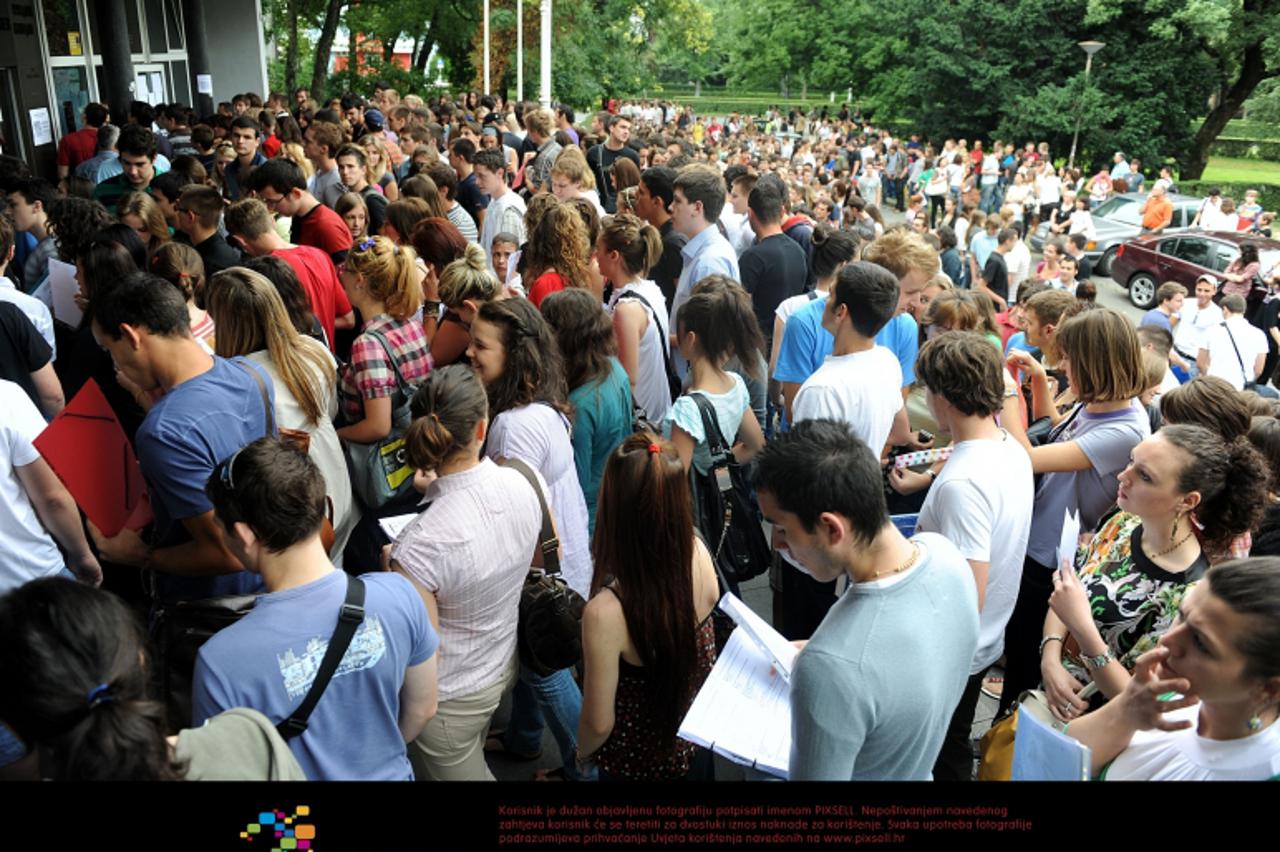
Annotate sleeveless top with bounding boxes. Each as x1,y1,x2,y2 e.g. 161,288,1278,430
608,281,673,423
593,591,717,780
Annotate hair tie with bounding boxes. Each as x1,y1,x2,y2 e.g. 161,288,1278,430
648,442,661,455
86,683,115,709
357,237,376,252
428,413,442,425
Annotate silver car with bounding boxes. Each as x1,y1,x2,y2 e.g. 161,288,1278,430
1029,192,1203,275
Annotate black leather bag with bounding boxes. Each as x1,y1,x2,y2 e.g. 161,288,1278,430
687,393,770,585
501,458,587,677
156,593,258,732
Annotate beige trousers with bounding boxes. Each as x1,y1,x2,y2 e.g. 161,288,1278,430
412,655,518,781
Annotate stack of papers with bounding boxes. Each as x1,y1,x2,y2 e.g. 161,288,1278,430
678,593,796,778
1011,706,1091,781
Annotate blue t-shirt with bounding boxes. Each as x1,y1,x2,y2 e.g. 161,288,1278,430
1004,331,1036,356
774,297,918,430
192,570,438,781
135,356,275,601
568,358,634,534
1140,308,1173,333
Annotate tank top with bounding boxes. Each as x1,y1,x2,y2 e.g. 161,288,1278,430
609,281,673,423
593,592,717,780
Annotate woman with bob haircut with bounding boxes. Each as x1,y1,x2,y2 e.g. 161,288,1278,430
998,308,1151,716
575,434,720,781
1064,558,1280,780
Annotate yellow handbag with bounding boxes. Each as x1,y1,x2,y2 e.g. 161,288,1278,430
977,684,1098,781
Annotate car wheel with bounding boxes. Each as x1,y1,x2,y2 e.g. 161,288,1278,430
1098,246,1118,277
1128,272,1158,310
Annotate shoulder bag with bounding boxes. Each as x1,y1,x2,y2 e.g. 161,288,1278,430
687,393,771,585
276,575,366,740
500,457,587,677
1222,320,1262,392
343,328,420,509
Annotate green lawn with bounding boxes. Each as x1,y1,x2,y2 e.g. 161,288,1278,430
1200,156,1280,184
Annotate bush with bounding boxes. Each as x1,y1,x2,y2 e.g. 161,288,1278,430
1210,138,1280,162
1178,181,1280,212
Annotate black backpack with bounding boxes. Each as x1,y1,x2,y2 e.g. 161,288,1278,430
687,393,770,585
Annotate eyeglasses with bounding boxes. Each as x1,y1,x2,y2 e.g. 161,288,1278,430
260,194,285,208
217,446,246,492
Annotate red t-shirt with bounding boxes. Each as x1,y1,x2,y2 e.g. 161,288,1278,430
274,244,353,350
261,134,283,159
528,271,569,309
56,126,99,169
290,202,353,266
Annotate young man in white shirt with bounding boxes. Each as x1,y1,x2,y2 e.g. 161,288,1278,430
792,260,912,456
1173,275,1225,377
1199,293,1269,391
901,331,1033,781
474,147,527,269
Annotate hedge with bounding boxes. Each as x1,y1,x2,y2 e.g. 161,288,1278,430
1178,181,1280,212
1210,138,1280,162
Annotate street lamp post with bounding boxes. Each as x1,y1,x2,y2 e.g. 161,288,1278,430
1068,40,1105,171
517,0,524,101
540,0,552,107
483,0,491,95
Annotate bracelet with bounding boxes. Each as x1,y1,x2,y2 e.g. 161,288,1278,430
925,468,937,480
1003,390,1019,399
1039,635,1065,656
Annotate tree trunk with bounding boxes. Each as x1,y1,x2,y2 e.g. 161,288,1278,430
310,0,345,101
1182,9,1272,180
285,0,299,97
414,12,439,75
694,79,702,97
348,22,359,78
383,31,398,63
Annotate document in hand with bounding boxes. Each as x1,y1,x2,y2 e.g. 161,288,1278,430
677,593,795,778
1011,705,1091,781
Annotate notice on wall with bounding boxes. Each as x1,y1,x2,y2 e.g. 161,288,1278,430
197,74,213,95
29,107,52,146
68,31,82,55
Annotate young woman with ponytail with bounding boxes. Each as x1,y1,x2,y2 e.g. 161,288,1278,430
1040,423,1268,725
431,242,504,368
205,267,357,563
389,365,545,780
0,578,304,780
149,242,215,352
575,433,720,781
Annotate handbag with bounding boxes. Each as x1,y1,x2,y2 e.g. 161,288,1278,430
500,457,587,677
157,592,259,732
276,575,366,740
978,683,1098,781
687,393,771,585
343,328,419,509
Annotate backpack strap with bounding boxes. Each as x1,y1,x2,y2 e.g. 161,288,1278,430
276,575,366,740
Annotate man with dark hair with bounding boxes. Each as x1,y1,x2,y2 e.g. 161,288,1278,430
424,162,479,242
246,159,353,266
447,137,487,229
129,100,174,160
1064,232,1093,281
335,144,388,235
587,114,640,213
56,102,110,180
5,178,57,291
92,124,158,212
1141,281,1186,333
753,419,978,780
175,185,242,276
634,166,686,306
977,227,1015,311
158,104,197,157
668,164,739,368
474,148,526,266
341,93,368,142
0,216,55,357
740,174,808,345
149,170,187,231
555,103,578,145
304,120,346,208
193,437,438,781
224,115,265,201
86,272,276,602
906,331,1033,781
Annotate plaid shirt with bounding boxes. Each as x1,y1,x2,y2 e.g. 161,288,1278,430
339,315,430,423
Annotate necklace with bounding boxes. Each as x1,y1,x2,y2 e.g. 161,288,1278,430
1147,525,1196,560
873,543,920,578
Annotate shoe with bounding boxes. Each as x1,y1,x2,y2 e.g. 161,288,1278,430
484,735,541,762
980,675,1004,700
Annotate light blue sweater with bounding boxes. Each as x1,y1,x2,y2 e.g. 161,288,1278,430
789,532,980,780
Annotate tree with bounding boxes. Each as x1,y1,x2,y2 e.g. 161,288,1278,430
310,0,346,100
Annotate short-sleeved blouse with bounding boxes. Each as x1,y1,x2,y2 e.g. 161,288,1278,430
1062,511,1207,686
338,314,430,423
662,373,749,474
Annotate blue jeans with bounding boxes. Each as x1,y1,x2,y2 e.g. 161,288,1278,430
503,665,595,780
980,182,999,214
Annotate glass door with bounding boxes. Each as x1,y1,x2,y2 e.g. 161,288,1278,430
133,63,167,106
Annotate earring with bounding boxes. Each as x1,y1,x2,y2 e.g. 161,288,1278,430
1248,715,1263,732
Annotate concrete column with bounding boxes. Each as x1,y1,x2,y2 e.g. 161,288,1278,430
94,0,135,121
182,0,215,115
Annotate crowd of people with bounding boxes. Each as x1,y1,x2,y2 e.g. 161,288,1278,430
1,83,1279,784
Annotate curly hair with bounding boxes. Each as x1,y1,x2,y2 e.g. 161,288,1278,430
1160,424,1267,560
541,287,616,391
48,197,114,262
522,199,592,289
475,297,570,418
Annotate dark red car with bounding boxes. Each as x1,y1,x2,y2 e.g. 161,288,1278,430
1109,230,1280,309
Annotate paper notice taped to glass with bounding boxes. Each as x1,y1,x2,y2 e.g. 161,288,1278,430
677,593,795,778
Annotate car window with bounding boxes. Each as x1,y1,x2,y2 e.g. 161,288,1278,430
1175,205,1194,228
1262,250,1280,277
1092,197,1135,219
1209,242,1238,273
1158,238,1181,255
1166,237,1212,268
1096,198,1142,225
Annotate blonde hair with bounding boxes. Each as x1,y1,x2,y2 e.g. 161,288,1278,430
224,198,275,240
362,134,391,183
1142,349,1167,390
205,267,336,424
439,243,501,308
149,242,205,304
345,235,422,319
279,142,315,180
863,228,941,280
551,146,596,191
118,192,170,251
525,107,555,138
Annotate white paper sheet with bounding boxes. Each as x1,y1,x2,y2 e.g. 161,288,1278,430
47,258,82,326
197,74,213,95
29,108,52,146
718,592,798,681
678,628,792,778
378,513,419,542
1057,507,1081,569
1011,706,1091,781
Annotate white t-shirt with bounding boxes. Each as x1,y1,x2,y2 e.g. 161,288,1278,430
775,289,827,331
792,346,903,455
1103,704,1280,781
1005,241,1032,300
0,379,62,593
915,432,1034,673
1202,316,1268,390
1173,300,1224,357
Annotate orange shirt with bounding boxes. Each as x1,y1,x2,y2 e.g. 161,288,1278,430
1142,195,1173,230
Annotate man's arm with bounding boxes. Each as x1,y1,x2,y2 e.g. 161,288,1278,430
14,456,102,585
30,361,65,418
398,657,438,742
1197,346,1210,376
91,509,247,576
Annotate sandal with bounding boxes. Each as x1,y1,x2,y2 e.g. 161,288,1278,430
980,675,1004,700
484,735,541,762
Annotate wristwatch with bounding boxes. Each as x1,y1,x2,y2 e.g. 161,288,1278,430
1080,648,1114,670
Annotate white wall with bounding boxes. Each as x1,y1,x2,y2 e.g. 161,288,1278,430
204,0,269,101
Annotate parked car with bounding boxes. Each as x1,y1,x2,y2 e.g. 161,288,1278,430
1109,231,1280,309
1030,192,1203,275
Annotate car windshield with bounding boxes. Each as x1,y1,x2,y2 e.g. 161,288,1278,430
1262,250,1280,276
1094,197,1143,226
